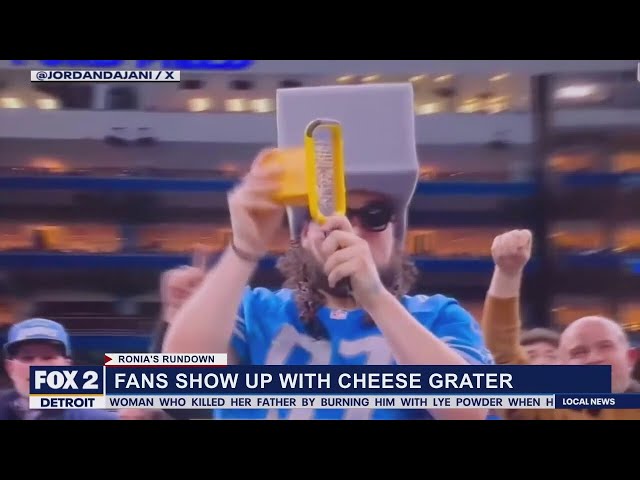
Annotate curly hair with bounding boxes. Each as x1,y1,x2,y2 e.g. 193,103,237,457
276,240,418,340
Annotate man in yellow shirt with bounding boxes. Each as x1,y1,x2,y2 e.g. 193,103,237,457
482,229,640,420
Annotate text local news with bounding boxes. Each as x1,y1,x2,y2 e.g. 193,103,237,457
28,354,630,411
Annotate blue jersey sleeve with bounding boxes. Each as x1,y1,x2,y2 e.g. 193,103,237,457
430,298,495,366
229,286,282,365
230,287,253,365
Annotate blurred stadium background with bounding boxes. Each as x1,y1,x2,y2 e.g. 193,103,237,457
0,60,639,383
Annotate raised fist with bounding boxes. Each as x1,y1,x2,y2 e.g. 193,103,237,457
491,229,532,276
160,245,210,324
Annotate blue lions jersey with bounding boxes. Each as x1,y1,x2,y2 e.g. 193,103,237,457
215,287,495,420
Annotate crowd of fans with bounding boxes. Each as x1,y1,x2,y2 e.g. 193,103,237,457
1,226,638,420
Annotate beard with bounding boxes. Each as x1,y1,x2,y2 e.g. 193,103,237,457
276,244,417,300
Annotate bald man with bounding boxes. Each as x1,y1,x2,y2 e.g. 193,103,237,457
481,229,640,420
560,316,639,394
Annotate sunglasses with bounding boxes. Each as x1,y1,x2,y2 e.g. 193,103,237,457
346,201,394,232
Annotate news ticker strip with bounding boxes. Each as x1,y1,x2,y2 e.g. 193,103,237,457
29,361,613,397
29,394,640,410
30,70,181,82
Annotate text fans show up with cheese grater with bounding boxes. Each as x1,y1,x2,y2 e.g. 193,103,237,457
264,119,346,224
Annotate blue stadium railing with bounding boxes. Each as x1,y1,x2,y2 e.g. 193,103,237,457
0,252,527,274
0,251,637,275
0,175,538,195
0,172,636,193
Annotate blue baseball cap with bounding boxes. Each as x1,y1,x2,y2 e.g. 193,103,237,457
4,318,71,357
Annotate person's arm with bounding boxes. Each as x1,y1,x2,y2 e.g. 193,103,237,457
482,231,565,420
368,291,490,421
320,215,490,420
162,246,258,355
481,268,530,366
482,272,565,421
163,150,284,356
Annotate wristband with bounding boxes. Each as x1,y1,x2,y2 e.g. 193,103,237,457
231,241,262,264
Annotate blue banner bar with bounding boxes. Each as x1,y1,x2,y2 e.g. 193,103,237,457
559,172,640,188
10,60,255,71
560,173,622,187
0,176,537,197
101,365,611,395
0,252,543,274
626,258,640,275
0,176,237,193
1,252,634,275
561,253,622,269
0,174,637,194
414,181,536,196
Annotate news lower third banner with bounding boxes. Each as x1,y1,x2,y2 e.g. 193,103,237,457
28,353,630,411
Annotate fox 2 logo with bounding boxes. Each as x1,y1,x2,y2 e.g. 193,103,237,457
30,366,102,394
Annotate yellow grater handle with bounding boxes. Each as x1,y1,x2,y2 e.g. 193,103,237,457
303,119,347,225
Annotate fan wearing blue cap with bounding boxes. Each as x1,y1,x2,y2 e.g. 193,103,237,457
4,318,72,395
1,318,117,420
